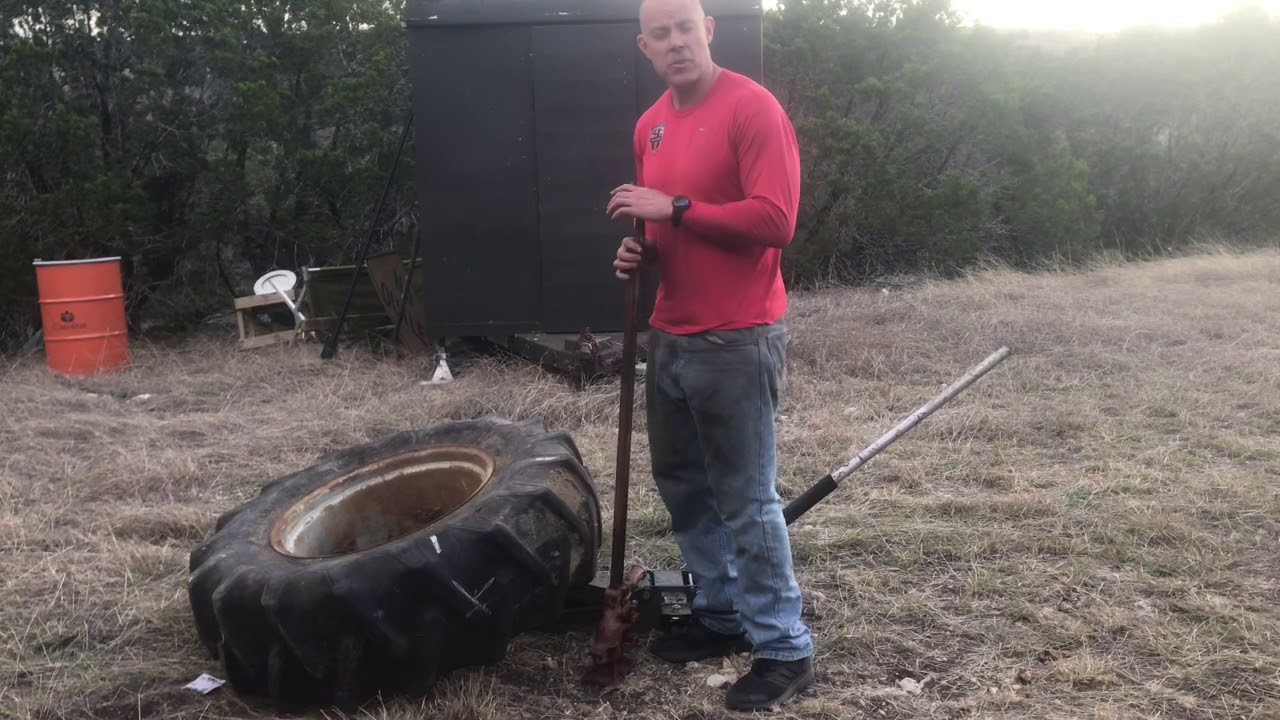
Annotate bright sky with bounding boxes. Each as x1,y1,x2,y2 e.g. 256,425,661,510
759,0,1280,33
945,0,1280,33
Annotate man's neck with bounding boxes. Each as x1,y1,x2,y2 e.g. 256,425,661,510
671,64,722,110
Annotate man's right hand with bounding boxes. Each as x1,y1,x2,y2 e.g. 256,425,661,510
613,236,652,280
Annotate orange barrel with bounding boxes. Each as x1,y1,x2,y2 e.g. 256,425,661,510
32,256,131,376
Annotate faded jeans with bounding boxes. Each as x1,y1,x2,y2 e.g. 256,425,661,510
645,320,813,662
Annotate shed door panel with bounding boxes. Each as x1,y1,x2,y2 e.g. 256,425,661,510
410,26,540,335
531,23,639,333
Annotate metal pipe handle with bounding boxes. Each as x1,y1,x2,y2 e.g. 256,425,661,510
783,346,1012,525
608,220,643,588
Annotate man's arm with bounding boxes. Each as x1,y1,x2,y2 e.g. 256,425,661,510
681,92,801,249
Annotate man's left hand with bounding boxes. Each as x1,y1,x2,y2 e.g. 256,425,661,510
607,184,673,222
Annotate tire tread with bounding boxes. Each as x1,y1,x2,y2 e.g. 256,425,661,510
186,417,601,711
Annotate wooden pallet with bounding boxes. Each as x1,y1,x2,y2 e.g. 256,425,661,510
234,290,300,349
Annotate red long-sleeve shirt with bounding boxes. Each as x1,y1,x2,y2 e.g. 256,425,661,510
633,68,801,335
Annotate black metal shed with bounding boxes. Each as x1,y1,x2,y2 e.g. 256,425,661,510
403,0,765,338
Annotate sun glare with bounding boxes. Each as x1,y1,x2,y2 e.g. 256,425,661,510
949,0,1280,33
762,0,1280,33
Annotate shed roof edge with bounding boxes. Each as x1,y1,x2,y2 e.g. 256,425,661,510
405,0,763,27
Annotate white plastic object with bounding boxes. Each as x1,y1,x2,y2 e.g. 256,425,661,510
252,270,305,322
421,350,454,386
254,269,297,295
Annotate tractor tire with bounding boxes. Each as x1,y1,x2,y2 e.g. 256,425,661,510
187,417,603,711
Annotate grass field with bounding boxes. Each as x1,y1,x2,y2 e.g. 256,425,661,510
3,247,1279,719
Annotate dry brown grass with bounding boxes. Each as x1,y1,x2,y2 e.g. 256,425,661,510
3,245,1280,719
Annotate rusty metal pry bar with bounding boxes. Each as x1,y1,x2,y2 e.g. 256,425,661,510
582,220,648,688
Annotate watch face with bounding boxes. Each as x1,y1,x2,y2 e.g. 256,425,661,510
675,197,691,209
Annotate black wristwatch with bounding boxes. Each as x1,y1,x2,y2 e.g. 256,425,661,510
671,196,691,228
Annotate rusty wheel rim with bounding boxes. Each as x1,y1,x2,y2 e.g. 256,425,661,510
270,445,496,558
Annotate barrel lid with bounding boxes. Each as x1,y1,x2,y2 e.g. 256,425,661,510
32,257,122,266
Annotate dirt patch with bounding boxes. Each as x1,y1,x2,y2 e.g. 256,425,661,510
40,674,223,720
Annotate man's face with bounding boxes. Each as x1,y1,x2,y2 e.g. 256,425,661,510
638,0,715,89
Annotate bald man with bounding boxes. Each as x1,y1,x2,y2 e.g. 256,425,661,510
607,0,813,710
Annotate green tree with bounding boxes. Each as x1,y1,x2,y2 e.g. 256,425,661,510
1001,133,1102,263
0,0,412,345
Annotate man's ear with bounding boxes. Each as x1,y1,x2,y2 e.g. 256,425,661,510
705,15,715,43
636,33,647,52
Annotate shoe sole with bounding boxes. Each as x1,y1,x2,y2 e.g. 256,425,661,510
724,668,815,712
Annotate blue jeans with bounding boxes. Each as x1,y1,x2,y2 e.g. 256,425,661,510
645,320,813,662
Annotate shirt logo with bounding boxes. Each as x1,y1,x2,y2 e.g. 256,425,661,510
649,122,665,151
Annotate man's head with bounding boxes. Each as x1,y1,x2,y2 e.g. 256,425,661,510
638,0,716,91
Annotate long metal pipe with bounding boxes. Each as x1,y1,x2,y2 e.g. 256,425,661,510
607,220,643,588
783,345,1012,525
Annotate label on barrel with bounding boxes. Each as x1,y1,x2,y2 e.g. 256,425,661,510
58,310,87,330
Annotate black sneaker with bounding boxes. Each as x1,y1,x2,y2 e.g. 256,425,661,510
647,620,752,663
725,657,814,711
